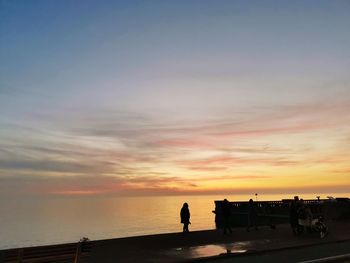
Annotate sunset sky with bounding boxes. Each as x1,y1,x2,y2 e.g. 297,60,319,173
1,0,350,198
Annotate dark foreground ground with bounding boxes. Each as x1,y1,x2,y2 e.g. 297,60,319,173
197,240,350,263
87,221,350,263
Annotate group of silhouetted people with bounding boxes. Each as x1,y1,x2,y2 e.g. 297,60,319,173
289,196,313,235
180,198,260,234
181,196,322,236
221,198,259,234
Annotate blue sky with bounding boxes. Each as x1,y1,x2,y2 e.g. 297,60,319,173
1,1,350,197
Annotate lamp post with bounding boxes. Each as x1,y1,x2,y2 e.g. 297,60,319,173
255,193,258,202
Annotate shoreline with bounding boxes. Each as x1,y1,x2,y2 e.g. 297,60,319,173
3,221,350,262
2,195,349,251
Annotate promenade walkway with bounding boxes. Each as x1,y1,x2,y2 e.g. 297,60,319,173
87,221,350,263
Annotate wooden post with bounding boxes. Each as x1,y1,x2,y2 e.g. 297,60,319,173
0,250,5,263
74,242,82,263
17,248,24,263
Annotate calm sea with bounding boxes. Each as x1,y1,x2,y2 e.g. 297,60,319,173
0,193,348,249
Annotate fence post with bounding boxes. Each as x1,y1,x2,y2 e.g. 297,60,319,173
17,248,24,263
74,242,82,263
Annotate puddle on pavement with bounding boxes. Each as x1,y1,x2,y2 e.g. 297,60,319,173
172,240,271,259
186,244,247,258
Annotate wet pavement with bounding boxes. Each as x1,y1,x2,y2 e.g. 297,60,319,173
167,240,271,259
196,240,350,263
170,242,248,259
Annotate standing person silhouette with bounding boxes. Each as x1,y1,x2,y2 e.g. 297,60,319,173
222,199,233,234
247,199,258,231
180,203,190,233
289,196,300,235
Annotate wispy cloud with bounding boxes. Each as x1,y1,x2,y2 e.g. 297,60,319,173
1,99,350,196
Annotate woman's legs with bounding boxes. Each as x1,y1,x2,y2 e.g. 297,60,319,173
183,223,189,232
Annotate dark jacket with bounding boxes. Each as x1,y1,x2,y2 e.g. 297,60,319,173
222,200,231,218
248,201,257,217
181,206,190,224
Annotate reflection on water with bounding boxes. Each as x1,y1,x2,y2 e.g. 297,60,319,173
189,244,247,258
173,240,271,259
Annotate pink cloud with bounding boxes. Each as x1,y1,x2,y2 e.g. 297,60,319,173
141,100,350,153
188,166,228,171
153,138,213,148
176,155,299,171
331,168,350,174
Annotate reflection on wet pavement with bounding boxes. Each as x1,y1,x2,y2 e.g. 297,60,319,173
170,239,271,260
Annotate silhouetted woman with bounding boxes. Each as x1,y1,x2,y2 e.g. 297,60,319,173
180,203,190,233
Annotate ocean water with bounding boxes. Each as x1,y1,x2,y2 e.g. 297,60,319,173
0,193,347,249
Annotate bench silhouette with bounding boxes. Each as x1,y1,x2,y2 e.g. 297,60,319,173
1,240,91,263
